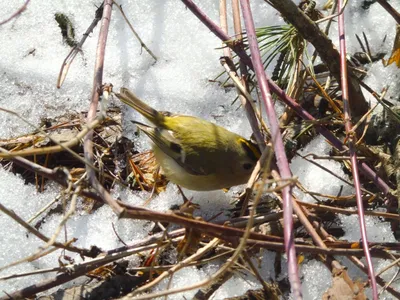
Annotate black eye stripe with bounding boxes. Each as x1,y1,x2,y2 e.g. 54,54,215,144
240,139,261,161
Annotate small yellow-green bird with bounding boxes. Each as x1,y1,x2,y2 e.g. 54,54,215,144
116,87,261,191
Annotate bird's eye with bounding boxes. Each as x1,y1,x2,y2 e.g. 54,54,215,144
170,142,182,154
243,163,253,170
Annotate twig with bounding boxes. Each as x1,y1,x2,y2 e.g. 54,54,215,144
242,251,275,294
297,152,370,192
0,0,31,26
266,0,368,118
27,195,61,224
112,0,157,61
337,0,377,297
296,200,400,221
82,1,125,216
376,255,400,278
315,0,346,25
239,1,301,297
43,185,80,249
57,3,104,88
376,0,400,24
0,241,172,300
0,199,93,272
219,56,267,148
0,146,104,205
349,256,400,298
127,238,220,297
219,1,266,149
126,138,272,299
0,247,232,281
0,106,101,174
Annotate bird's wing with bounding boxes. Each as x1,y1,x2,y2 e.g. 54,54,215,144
136,124,210,176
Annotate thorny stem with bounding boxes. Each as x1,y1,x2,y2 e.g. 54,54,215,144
239,1,301,298
337,1,378,298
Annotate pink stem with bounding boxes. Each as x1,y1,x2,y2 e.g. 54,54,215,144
337,0,378,298
240,1,301,298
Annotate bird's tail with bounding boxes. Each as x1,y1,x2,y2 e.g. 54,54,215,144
116,87,165,126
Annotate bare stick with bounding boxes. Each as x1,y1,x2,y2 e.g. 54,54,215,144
112,0,157,61
128,238,220,296
0,0,31,26
239,1,301,297
0,199,93,270
0,106,101,174
337,0,377,297
376,0,400,24
82,1,125,216
57,4,104,88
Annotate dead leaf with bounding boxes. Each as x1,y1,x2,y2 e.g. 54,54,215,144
322,268,366,300
385,24,400,67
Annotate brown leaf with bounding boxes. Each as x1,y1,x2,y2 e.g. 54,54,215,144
385,24,400,67
322,268,366,300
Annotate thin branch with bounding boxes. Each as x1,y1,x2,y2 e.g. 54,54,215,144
0,0,31,26
128,238,220,296
0,242,170,300
376,0,400,24
82,0,125,216
0,199,94,265
266,0,368,118
296,200,400,221
337,0,377,297
112,0,157,61
57,3,104,88
239,1,301,297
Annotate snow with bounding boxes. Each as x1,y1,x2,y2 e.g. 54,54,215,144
0,0,399,299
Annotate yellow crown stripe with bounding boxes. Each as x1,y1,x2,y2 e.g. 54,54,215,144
238,138,261,160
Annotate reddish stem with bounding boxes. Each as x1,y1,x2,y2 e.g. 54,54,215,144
0,0,31,26
376,0,400,24
337,0,378,298
240,1,301,298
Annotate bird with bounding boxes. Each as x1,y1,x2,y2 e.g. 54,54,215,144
116,87,261,191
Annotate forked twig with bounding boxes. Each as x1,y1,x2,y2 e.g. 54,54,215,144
57,3,104,88
112,0,158,62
